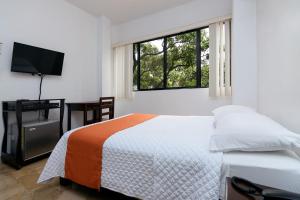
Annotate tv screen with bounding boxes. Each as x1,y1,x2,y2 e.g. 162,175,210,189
11,42,64,76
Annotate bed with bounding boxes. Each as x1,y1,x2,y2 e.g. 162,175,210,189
38,114,300,200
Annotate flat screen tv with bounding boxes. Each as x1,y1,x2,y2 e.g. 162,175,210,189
11,42,65,76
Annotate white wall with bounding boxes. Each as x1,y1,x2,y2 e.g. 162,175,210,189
112,0,232,117
231,0,258,109
117,89,231,116
257,0,300,132
98,16,113,96
0,0,99,151
113,0,232,46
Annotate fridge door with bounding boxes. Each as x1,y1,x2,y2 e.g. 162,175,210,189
23,120,60,161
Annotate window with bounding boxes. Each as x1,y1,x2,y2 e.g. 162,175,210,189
133,27,209,91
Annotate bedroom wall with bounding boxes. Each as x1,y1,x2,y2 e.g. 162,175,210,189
112,0,232,46
0,0,100,152
111,0,233,117
231,0,258,109
116,89,231,116
98,16,113,97
257,0,300,132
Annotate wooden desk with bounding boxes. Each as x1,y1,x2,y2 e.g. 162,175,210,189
66,101,100,131
66,101,114,131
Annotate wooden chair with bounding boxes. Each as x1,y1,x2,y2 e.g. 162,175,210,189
83,97,115,125
99,97,115,122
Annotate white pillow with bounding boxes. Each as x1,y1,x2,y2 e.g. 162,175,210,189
212,105,256,128
212,105,255,117
210,112,300,153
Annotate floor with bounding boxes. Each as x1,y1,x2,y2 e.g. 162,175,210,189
0,159,136,200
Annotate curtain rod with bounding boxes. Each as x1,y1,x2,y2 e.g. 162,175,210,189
112,15,231,47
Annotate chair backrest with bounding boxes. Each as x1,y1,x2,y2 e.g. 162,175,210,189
99,97,115,121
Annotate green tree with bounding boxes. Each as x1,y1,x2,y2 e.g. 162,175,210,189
133,28,209,90
201,28,209,88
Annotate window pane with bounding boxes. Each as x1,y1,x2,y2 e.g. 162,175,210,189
140,39,164,90
133,44,138,90
166,31,197,88
200,28,209,88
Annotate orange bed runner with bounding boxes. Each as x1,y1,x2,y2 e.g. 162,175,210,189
65,113,157,189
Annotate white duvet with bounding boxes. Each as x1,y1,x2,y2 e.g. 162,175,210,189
38,115,223,200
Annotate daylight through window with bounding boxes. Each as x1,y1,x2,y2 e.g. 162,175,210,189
133,27,209,91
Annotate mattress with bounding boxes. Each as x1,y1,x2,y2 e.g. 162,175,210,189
220,150,300,196
39,115,223,200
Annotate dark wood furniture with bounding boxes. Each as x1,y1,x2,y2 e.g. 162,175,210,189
66,101,99,131
99,97,115,122
66,97,115,131
226,177,275,200
1,99,65,169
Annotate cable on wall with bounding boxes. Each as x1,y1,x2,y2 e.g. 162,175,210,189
38,74,45,100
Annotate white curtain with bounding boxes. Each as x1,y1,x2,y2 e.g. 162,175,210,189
209,20,231,97
113,44,134,99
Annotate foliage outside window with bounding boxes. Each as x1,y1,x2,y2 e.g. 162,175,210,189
133,27,209,91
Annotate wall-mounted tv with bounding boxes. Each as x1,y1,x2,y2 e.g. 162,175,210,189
11,42,65,76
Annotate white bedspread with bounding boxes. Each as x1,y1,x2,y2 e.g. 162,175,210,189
38,115,223,200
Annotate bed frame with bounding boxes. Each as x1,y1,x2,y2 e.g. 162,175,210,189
60,177,73,186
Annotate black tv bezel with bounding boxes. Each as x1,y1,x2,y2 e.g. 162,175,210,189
11,42,65,76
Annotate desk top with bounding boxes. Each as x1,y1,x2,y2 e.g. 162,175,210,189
66,101,98,105
66,101,113,111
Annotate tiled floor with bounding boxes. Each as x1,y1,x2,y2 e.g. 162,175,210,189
0,159,136,200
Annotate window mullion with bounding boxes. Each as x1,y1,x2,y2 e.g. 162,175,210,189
137,43,141,90
163,37,168,89
196,30,201,88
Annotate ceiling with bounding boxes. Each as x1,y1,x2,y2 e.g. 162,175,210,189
66,0,196,24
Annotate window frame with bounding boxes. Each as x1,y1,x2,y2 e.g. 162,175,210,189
133,26,209,91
